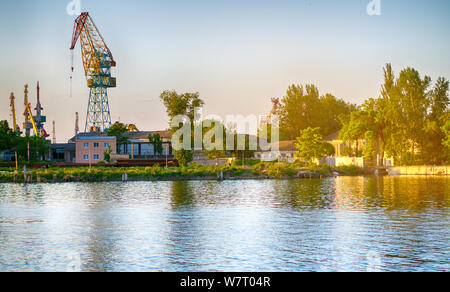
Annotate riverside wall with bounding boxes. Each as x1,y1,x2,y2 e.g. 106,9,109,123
388,166,449,176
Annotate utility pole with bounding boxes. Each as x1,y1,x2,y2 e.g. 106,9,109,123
10,92,18,170
165,144,168,168
27,139,30,163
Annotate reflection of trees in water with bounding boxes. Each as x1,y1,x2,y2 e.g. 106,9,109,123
83,210,117,272
81,183,128,272
170,181,195,209
166,181,204,270
274,179,335,209
334,176,449,212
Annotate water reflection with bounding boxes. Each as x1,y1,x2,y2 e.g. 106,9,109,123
0,176,448,272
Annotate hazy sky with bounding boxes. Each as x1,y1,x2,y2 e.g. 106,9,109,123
0,0,449,142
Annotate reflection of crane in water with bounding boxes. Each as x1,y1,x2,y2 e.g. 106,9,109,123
70,12,116,133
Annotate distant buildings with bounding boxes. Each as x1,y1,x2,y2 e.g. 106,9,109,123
253,131,394,167
254,140,297,163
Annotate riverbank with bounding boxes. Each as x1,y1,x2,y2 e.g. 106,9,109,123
0,163,363,184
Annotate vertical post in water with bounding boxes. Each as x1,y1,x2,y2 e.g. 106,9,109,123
23,165,27,184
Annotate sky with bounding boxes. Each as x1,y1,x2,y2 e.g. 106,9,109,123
0,0,449,142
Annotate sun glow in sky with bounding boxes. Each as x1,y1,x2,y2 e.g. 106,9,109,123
0,0,449,142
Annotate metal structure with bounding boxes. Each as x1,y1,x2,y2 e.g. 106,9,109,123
70,12,116,133
75,112,79,136
23,83,49,139
34,82,47,136
23,103,49,138
127,124,139,132
24,103,40,137
9,93,18,132
23,84,32,136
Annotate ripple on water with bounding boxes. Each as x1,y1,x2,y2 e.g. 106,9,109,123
0,176,448,272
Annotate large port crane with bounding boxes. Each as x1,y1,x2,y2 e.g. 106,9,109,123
70,12,116,133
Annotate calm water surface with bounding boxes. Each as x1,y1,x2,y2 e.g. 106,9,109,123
0,177,448,272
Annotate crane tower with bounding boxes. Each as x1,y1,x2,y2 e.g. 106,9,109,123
70,12,116,133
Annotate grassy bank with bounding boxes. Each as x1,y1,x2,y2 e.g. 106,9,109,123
0,162,364,183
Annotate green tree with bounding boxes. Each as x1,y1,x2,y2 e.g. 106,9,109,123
319,93,356,136
106,122,130,154
294,127,332,166
275,84,354,140
202,119,227,160
160,90,205,166
393,67,431,157
149,133,163,156
16,136,48,162
0,120,19,151
441,120,450,162
421,78,450,164
104,146,112,162
380,64,449,165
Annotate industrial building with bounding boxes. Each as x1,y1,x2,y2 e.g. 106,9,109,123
120,131,173,158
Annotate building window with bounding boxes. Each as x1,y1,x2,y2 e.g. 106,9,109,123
104,143,109,148
94,143,99,148
93,154,99,161
83,155,89,161
83,143,89,149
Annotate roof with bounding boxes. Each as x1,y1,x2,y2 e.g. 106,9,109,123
77,136,116,141
49,143,75,151
68,132,108,143
323,131,341,141
276,140,298,152
257,140,297,152
124,131,171,140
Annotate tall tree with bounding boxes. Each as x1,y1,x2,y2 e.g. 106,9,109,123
319,93,355,136
276,84,354,140
342,64,449,165
160,90,205,166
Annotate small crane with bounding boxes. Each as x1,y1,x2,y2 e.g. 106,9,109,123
23,103,49,138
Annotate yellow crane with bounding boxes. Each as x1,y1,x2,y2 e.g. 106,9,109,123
127,124,139,132
24,103,40,137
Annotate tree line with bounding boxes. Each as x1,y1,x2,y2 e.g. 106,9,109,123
272,64,449,166
0,120,48,162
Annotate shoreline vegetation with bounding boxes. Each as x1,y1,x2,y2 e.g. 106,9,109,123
0,162,364,184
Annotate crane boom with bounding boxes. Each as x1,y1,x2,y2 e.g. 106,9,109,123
70,12,116,132
24,103,40,137
70,12,116,80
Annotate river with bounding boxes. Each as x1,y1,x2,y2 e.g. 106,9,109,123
0,176,448,272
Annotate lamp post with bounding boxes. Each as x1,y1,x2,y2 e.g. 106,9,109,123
165,143,168,168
